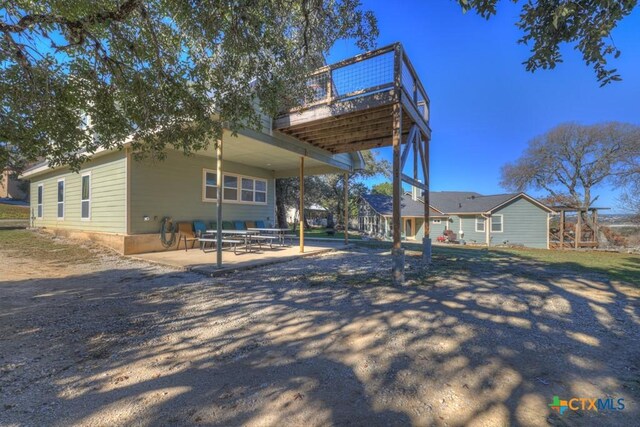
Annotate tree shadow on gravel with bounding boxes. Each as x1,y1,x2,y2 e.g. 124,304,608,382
1,246,639,426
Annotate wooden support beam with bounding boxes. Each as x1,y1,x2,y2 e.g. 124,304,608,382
300,156,305,253
216,139,223,267
344,173,349,245
400,125,418,170
317,136,393,153
295,119,391,142
310,127,392,146
391,45,405,285
559,210,565,248
392,106,402,251
287,106,393,137
413,132,418,181
401,173,427,190
575,210,582,249
422,135,431,264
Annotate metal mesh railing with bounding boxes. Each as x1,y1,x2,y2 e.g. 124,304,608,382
331,50,394,99
293,43,430,124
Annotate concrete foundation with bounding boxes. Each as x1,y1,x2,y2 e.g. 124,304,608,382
422,237,432,264
38,228,179,255
391,247,405,285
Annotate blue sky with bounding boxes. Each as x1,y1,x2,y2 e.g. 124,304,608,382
327,1,640,213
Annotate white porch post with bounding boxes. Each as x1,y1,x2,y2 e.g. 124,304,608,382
216,139,223,267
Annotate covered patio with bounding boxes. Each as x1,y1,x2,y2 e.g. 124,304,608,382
133,240,347,276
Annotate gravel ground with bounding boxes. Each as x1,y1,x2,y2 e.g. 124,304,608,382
1,234,639,426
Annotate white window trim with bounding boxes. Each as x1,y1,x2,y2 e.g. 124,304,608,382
202,168,268,205
81,172,92,221
432,219,442,224
475,216,486,232
37,184,44,219
491,214,504,233
57,178,65,220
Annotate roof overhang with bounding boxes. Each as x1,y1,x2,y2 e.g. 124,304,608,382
20,127,363,180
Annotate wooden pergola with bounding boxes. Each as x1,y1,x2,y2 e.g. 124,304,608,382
275,43,432,284
549,206,608,249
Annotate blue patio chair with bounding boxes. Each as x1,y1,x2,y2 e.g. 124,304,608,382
193,220,207,236
234,220,246,230
255,220,266,228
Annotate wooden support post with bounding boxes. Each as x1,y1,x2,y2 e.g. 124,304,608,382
559,210,565,249
299,156,305,253
344,173,349,245
392,44,405,284
422,135,431,264
392,102,404,284
575,209,582,249
216,140,223,267
593,209,599,245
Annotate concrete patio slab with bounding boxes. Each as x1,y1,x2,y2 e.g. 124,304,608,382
131,241,349,276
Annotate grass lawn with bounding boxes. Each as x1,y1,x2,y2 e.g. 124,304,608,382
0,229,97,265
297,227,362,240
0,202,30,219
357,240,640,286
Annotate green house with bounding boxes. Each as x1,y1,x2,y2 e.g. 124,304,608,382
21,127,364,254
359,190,554,249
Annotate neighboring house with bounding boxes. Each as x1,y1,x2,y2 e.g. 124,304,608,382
20,125,365,255
359,189,448,241
1,168,27,200
359,190,554,249
286,204,330,226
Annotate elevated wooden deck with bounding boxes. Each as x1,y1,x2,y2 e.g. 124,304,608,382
274,43,431,154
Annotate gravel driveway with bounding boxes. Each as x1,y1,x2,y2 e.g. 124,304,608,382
1,236,639,426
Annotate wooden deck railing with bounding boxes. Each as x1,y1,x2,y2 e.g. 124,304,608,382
287,43,430,125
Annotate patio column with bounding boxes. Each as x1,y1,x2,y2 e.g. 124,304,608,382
216,139,223,267
344,172,349,245
299,156,304,253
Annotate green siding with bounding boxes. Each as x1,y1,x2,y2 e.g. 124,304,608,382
456,215,486,244
130,150,276,234
29,151,127,233
428,218,449,240
446,197,549,248
490,197,549,248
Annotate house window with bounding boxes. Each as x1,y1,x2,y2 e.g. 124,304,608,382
37,184,43,218
223,175,238,200
432,219,441,224
203,169,267,204
81,173,91,220
475,216,485,232
203,171,217,200
491,214,503,232
57,179,65,219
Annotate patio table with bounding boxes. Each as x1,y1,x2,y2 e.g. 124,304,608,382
247,228,293,246
205,229,261,253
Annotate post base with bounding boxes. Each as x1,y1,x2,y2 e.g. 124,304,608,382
422,237,432,265
391,247,405,285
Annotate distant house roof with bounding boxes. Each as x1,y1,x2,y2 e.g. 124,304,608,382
363,191,553,216
361,194,446,217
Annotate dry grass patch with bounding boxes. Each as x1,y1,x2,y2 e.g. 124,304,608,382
0,229,98,265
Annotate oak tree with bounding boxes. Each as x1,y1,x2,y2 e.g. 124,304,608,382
501,122,640,209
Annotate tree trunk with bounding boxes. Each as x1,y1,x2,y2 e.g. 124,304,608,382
275,180,289,229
